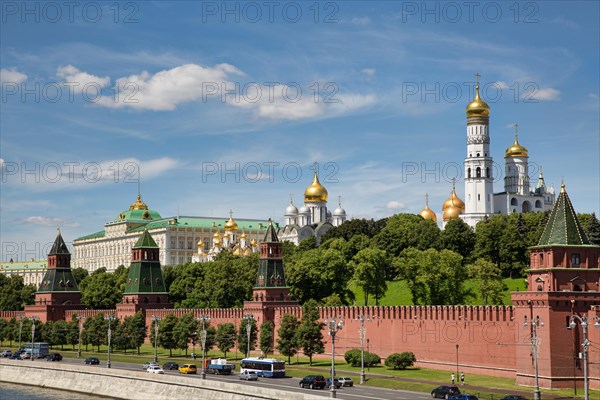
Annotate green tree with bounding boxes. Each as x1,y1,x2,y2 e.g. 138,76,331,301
216,323,237,358
373,214,441,259
474,215,507,270
0,275,36,311
0,319,8,343
82,313,107,352
394,248,468,305
276,314,300,365
296,300,324,365
237,317,258,357
129,311,147,355
499,214,529,278
441,219,476,263
157,313,178,357
71,267,89,285
584,213,600,245
297,236,317,251
79,268,123,309
385,352,416,370
173,313,198,356
113,317,134,354
259,321,274,357
321,218,385,241
468,259,507,304
52,320,69,350
350,248,389,305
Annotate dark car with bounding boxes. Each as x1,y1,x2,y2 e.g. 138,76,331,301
431,386,461,399
85,357,100,365
163,362,179,370
325,378,342,389
8,354,23,360
299,375,326,390
46,353,63,361
449,395,479,400
500,396,527,400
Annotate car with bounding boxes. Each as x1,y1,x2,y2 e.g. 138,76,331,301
85,357,100,365
8,354,22,360
143,361,159,370
325,378,342,389
337,377,354,387
431,386,461,399
0,350,13,357
163,362,179,370
147,365,165,374
449,395,479,400
20,351,31,359
46,353,62,361
299,375,327,390
178,364,197,374
239,371,259,381
499,396,528,400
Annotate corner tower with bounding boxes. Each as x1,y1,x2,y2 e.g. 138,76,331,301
462,73,494,228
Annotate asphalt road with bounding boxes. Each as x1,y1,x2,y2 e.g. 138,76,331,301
55,357,433,400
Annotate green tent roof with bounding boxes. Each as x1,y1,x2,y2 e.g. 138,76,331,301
263,219,279,242
133,229,159,249
537,184,590,246
49,231,70,255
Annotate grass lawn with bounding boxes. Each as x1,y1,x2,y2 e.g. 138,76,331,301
2,341,590,400
350,278,526,306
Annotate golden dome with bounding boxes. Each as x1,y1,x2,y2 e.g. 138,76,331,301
240,232,248,239
250,238,257,246
443,203,464,221
304,169,328,203
224,210,238,231
213,239,222,247
443,185,465,211
213,231,222,239
129,194,149,210
466,74,490,117
223,233,231,239
418,194,437,222
197,239,204,247
505,126,528,158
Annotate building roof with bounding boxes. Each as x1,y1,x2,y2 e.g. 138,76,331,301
263,219,279,242
0,260,47,272
536,183,590,246
49,230,70,255
133,229,159,249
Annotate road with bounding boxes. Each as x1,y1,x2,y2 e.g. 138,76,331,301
56,357,432,400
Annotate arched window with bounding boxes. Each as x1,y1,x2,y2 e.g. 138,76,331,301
539,253,544,267
522,201,531,212
535,200,542,208
486,167,490,178
467,168,471,178
476,167,481,178
511,198,518,206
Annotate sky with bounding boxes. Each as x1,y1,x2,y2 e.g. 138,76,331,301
1,1,599,261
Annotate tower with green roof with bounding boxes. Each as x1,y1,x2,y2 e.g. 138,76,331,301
118,229,171,317
512,183,600,389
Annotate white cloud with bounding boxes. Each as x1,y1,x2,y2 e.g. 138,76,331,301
386,200,405,210
351,17,371,25
21,216,80,228
57,65,110,88
529,87,560,101
493,81,508,90
362,68,376,77
0,68,28,84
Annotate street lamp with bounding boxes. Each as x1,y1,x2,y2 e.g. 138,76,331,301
17,314,25,350
198,314,211,380
356,315,370,384
152,315,161,363
569,314,600,400
456,344,459,379
76,315,85,358
105,314,116,368
29,317,39,361
324,317,343,399
524,315,543,400
243,314,254,359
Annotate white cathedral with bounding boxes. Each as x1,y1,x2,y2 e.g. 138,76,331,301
419,74,555,228
278,168,347,245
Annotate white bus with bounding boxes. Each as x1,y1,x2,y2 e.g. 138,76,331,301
240,358,285,377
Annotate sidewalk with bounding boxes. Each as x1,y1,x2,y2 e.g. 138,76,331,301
297,364,580,400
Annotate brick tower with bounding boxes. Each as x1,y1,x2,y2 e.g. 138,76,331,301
25,229,84,322
244,219,297,324
512,183,600,389
116,229,172,319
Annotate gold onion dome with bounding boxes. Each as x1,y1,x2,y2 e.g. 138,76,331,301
442,186,465,211
197,239,204,247
304,169,328,203
129,194,149,210
505,125,528,158
250,238,257,246
443,202,464,222
466,74,490,117
213,231,222,239
224,211,238,231
418,194,437,222
240,232,248,239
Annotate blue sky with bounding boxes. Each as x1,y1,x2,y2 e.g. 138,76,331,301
1,1,599,260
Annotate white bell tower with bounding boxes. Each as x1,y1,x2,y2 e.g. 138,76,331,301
462,73,494,228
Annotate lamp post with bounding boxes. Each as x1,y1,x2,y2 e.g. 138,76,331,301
29,317,39,361
324,317,343,399
356,315,370,384
105,314,116,368
198,314,211,380
456,344,459,379
243,314,254,359
17,314,25,350
569,314,600,400
152,315,161,363
76,315,85,358
524,315,543,400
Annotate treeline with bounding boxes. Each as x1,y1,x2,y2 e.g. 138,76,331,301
1,212,599,311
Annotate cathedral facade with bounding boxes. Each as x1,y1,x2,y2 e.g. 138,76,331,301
420,75,555,228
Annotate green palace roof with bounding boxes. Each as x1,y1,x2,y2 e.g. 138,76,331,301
0,259,47,272
536,183,591,246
